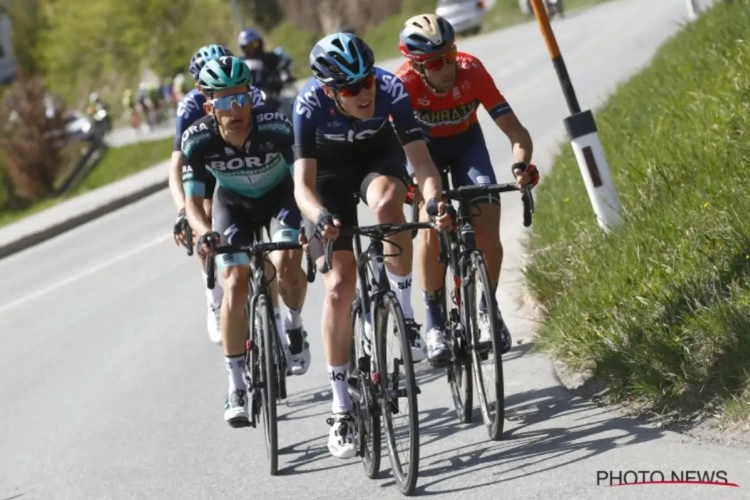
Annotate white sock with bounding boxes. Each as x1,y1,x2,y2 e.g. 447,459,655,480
225,355,246,392
386,270,414,319
286,307,303,330
202,271,223,306
273,307,288,350
328,364,352,414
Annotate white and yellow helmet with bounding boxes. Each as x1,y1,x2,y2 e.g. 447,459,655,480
398,14,456,62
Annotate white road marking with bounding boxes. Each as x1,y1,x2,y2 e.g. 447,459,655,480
0,233,172,315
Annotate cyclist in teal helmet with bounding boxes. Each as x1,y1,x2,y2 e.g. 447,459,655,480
183,55,312,428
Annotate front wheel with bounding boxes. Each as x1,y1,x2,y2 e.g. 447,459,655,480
464,251,505,441
444,262,473,424
376,291,420,496
255,294,279,474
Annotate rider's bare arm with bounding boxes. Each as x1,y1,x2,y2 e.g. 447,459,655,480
168,151,186,211
403,140,443,202
495,112,533,164
293,158,325,221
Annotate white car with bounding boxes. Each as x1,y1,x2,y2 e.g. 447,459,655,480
436,0,487,36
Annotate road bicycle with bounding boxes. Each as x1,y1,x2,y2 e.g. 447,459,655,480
318,217,438,496
204,227,315,475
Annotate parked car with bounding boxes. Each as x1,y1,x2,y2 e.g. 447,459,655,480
519,0,564,18
436,0,486,36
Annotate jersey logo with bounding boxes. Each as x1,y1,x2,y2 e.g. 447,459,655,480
379,73,408,105
295,88,322,119
276,208,289,223
323,128,380,143
256,111,291,124
181,122,211,155
208,153,281,171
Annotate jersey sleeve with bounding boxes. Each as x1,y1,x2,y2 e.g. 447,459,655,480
179,123,212,199
473,59,513,120
292,86,321,161
173,99,193,151
384,74,424,145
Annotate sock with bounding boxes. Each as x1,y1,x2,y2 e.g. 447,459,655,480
202,271,223,306
328,364,352,414
423,288,445,331
386,270,414,319
273,307,288,350
225,354,247,392
285,306,303,330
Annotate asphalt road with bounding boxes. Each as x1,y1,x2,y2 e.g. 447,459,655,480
2,1,749,499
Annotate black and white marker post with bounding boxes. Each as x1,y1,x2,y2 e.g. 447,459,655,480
529,0,622,231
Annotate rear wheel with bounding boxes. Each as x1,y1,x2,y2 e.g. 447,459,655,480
377,292,420,496
350,300,381,479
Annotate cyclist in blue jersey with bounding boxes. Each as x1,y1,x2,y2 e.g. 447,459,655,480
182,56,311,427
293,32,451,459
168,44,265,346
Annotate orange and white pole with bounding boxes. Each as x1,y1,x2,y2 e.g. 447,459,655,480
530,0,622,231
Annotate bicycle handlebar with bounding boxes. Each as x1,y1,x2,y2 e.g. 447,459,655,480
203,237,316,290
318,221,438,275
441,182,535,228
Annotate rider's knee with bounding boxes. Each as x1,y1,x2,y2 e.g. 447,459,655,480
274,250,302,283
370,188,406,223
222,264,250,298
324,268,356,309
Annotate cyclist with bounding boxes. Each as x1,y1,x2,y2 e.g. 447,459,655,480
292,32,451,459
168,44,265,346
396,14,540,365
237,28,288,102
182,56,312,426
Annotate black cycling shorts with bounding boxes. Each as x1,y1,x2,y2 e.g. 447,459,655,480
303,126,409,260
211,175,302,269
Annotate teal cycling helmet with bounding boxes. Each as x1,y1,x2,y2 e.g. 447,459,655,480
197,56,251,93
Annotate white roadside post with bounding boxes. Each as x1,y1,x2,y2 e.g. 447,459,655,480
529,0,622,231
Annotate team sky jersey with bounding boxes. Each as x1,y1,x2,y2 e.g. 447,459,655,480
292,67,423,160
181,109,295,199
394,53,512,139
172,87,265,151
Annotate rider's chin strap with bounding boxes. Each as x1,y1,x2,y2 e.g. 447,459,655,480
413,61,450,96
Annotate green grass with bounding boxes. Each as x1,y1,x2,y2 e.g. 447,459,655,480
523,0,750,422
0,137,172,227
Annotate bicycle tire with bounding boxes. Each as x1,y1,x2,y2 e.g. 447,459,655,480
350,300,381,479
255,293,280,475
444,264,473,424
465,250,505,441
376,291,420,496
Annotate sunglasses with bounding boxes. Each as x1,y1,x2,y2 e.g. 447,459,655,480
208,92,251,111
422,46,458,72
338,72,376,97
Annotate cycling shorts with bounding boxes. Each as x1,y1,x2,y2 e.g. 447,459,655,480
407,123,500,206
303,126,409,260
211,175,302,270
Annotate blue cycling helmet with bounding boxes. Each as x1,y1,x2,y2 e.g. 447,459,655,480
310,32,375,89
238,28,262,48
189,44,233,80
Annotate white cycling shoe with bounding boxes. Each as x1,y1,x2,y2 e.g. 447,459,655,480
327,412,358,459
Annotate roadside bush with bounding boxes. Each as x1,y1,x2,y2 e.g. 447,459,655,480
523,1,750,419
0,75,66,201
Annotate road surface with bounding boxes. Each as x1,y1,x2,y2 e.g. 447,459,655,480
2,1,748,499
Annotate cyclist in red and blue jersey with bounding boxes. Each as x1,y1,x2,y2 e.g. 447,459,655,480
292,32,451,459
167,44,265,346
396,14,540,365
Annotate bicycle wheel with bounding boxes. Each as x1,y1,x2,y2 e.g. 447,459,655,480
444,262,473,424
350,300,381,479
465,250,505,441
376,291,419,496
255,293,279,475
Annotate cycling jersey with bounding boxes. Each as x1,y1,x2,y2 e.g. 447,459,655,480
292,66,423,160
394,53,512,139
172,87,265,151
180,109,295,199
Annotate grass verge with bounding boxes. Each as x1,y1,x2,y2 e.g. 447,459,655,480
523,1,750,423
0,137,172,228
